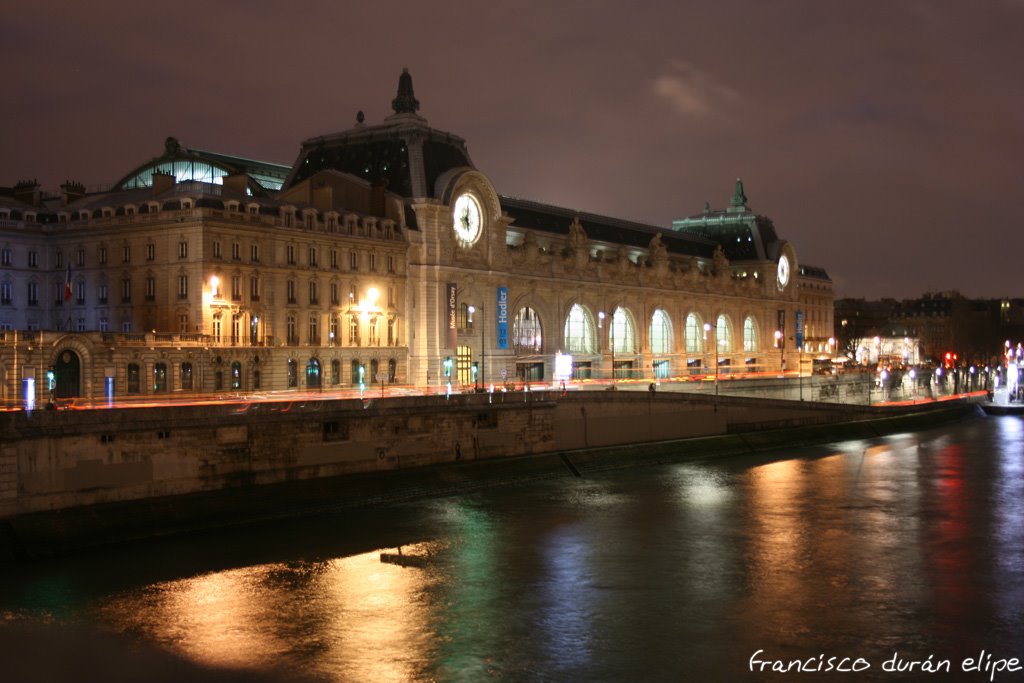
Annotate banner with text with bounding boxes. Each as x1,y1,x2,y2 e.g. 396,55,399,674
446,283,457,350
496,286,509,349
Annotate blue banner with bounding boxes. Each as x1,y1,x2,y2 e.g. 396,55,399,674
496,287,509,350
795,310,805,350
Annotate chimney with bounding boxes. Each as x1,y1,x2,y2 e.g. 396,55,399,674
61,180,86,205
151,170,175,195
13,179,41,206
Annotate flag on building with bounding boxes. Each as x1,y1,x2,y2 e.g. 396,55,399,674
64,262,72,302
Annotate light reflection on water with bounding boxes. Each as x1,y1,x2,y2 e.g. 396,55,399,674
3,416,1024,681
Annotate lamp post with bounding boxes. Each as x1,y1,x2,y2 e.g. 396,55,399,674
703,322,719,395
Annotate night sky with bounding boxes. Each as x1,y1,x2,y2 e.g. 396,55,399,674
4,1,1021,300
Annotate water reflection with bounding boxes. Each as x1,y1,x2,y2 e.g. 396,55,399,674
3,416,1022,680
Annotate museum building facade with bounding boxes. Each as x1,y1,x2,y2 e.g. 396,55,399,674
0,71,833,404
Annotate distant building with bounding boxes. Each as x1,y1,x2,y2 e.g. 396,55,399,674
836,291,1024,366
0,71,833,405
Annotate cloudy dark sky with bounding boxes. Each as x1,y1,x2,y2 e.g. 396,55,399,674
3,1,1021,300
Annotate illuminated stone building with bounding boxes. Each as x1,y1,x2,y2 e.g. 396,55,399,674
0,70,833,404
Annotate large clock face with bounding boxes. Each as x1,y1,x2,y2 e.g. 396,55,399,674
777,254,790,290
453,193,482,246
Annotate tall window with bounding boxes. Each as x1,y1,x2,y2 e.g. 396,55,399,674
287,245,296,265
611,307,634,354
650,309,673,355
146,276,156,301
287,315,297,345
685,313,703,354
177,274,188,299
178,240,188,259
287,359,297,388
127,363,140,393
349,316,360,345
27,282,38,305
250,276,259,301
232,275,242,301
180,362,193,390
513,307,543,354
146,243,155,261
287,280,296,304
309,280,318,305
743,316,757,353
121,278,131,303
306,359,321,388
179,314,189,334
153,362,168,393
212,315,222,341
309,314,319,345
331,359,340,385
309,247,318,267
716,314,732,353
368,318,379,346
122,245,131,263
563,304,595,355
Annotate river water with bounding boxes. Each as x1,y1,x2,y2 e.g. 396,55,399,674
2,414,1024,682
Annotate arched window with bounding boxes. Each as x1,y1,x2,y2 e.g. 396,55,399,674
287,359,298,388
611,307,634,354
180,362,193,390
370,358,380,382
388,358,397,382
153,362,168,392
650,309,673,355
331,359,341,385
351,359,362,386
307,358,321,388
743,316,758,353
513,306,543,354
685,313,703,354
563,304,596,355
716,314,732,353
127,363,140,394
231,361,242,390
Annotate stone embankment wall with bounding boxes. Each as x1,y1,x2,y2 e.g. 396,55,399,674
0,391,980,557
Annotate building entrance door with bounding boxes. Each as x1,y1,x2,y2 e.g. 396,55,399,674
54,349,81,398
